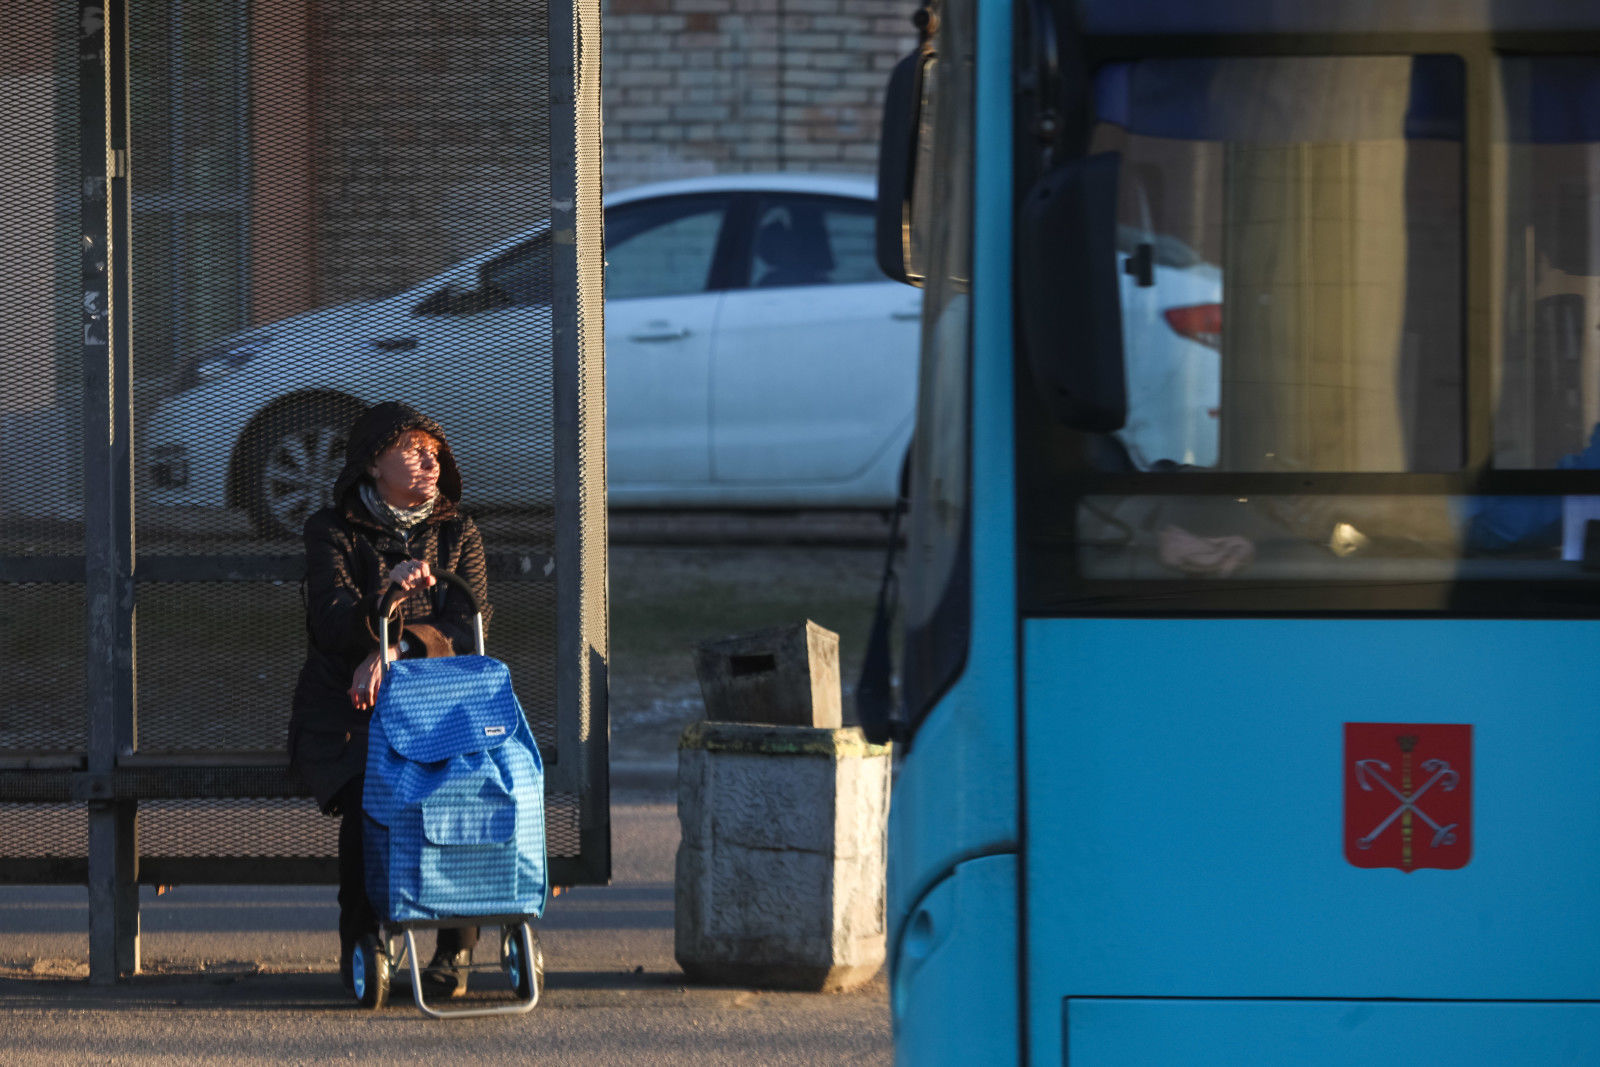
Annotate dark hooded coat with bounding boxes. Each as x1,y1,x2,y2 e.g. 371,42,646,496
288,402,492,812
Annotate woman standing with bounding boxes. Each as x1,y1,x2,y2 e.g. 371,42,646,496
288,401,491,999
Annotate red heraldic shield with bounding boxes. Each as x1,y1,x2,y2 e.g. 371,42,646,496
1344,723,1471,872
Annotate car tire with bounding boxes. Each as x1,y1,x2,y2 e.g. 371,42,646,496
241,398,364,540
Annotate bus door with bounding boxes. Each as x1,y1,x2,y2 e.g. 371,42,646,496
1014,22,1600,1065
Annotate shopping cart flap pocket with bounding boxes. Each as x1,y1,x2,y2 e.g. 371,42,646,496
379,656,524,763
422,792,515,846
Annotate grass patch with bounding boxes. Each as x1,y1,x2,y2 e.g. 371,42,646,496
609,545,881,681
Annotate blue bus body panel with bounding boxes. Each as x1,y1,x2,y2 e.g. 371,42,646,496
1066,999,1600,1065
887,1,1020,1059
889,0,1020,964
1023,618,1600,1061
892,855,1019,1065
1078,0,1600,34
888,685,1018,942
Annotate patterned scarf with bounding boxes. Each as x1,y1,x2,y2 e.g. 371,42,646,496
359,481,437,531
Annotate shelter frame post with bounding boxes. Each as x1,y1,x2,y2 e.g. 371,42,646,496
550,0,611,885
81,0,139,984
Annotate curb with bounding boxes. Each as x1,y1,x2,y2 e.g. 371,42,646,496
608,759,678,794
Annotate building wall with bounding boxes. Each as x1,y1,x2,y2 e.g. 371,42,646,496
0,0,65,415
601,0,915,191
309,0,553,307
280,0,913,309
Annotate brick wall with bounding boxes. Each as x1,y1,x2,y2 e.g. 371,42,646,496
602,0,916,191
299,0,914,304
311,0,552,305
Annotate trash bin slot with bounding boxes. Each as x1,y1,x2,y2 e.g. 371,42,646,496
696,621,843,729
730,652,778,677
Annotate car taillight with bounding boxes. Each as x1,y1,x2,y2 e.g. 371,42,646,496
1162,303,1222,349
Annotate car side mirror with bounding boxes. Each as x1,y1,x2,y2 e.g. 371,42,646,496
415,282,513,317
875,47,934,287
1124,242,1155,287
415,286,457,316
1015,152,1127,432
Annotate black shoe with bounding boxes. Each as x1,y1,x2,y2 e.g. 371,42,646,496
339,942,355,992
420,948,472,999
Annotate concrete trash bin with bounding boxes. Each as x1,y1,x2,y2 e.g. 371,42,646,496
694,620,841,729
675,721,891,992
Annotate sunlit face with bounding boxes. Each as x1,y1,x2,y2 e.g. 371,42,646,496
368,430,443,509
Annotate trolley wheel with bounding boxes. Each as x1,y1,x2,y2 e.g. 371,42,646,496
502,923,544,1003
351,932,390,1009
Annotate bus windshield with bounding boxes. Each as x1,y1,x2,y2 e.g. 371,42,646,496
1018,51,1600,614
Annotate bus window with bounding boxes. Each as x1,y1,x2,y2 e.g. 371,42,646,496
1090,55,1464,475
1016,52,1600,610
1495,58,1600,470
900,0,975,729
1464,57,1600,560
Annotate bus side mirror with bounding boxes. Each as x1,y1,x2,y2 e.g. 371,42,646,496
876,48,932,287
1016,152,1127,432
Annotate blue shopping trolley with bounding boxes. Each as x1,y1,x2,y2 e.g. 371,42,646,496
349,570,548,1017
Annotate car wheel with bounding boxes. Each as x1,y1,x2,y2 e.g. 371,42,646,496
242,400,362,539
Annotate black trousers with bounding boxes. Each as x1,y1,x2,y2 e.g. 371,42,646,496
336,778,477,955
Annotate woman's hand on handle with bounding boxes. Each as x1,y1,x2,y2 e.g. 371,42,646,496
349,648,396,710
387,559,435,592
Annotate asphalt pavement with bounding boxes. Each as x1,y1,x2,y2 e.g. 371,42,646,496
0,788,891,1066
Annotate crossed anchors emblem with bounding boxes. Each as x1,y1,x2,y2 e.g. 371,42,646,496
1353,757,1460,850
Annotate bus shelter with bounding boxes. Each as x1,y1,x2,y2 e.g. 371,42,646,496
0,0,608,984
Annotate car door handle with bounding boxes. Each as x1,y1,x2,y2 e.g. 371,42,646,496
891,308,920,321
373,337,418,352
627,325,692,342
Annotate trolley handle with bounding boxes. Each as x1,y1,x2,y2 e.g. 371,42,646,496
377,568,486,665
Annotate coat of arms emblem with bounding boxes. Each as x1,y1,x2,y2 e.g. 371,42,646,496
1344,723,1471,872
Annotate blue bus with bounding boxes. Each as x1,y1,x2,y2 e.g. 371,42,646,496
865,1,1600,1062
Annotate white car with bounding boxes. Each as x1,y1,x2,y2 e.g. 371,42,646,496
143,174,1221,539
144,174,922,538
1114,224,1224,470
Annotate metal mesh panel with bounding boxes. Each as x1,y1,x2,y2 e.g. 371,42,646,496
0,7,85,553
547,791,581,859
119,0,578,871
136,582,304,752
3,0,601,903
128,0,561,751
136,574,556,756
0,7,88,771
0,585,88,753
132,0,555,544
138,797,337,858
0,803,88,858
483,576,561,759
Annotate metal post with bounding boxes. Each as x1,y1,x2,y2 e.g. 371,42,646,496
82,0,138,983
550,0,611,885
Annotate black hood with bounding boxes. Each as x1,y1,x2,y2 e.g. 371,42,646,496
331,401,463,507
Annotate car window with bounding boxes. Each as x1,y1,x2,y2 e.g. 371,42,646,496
415,237,551,316
747,196,883,288
606,196,731,300
481,237,552,305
